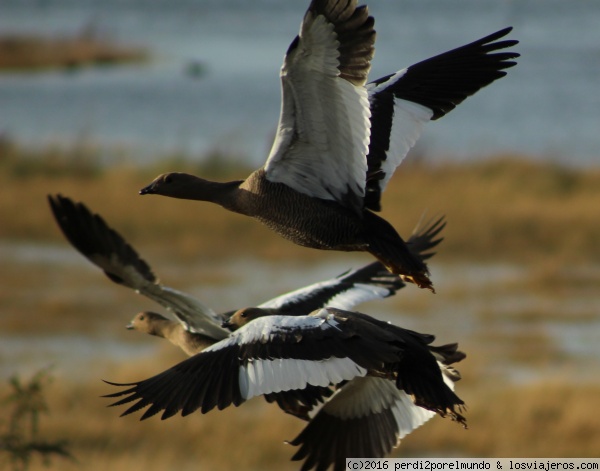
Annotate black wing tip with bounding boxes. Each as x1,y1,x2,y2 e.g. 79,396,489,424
481,26,516,44
47,193,157,284
48,193,92,248
101,380,157,420
48,193,77,219
101,379,138,398
404,214,447,262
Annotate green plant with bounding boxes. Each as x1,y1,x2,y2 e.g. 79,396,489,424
0,369,73,471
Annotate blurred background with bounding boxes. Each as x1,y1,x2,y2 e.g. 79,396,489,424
0,0,599,470
1,0,600,164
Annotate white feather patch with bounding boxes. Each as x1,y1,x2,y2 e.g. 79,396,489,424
391,390,435,440
367,69,434,195
324,283,392,310
376,98,433,193
204,313,334,353
264,11,371,210
239,357,367,399
320,377,436,442
259,280,391,312
258,279,337,310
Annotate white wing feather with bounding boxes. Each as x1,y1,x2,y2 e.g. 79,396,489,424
366,71,434,195
265,10,371,210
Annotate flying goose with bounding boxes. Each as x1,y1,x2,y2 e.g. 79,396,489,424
48,194,444,345
105,307,466,470
126,310,465,471
224,307,466,471
48,193,444,419
223,307,465,421
107,306,466,418
140,0,519,292
49,194,458,468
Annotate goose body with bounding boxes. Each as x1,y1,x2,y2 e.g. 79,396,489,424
106,307,466,471
48,194,444,343
49,194,457,469
105,306,466,425
140,0,519,291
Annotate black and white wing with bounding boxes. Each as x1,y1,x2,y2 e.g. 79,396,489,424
289,339,467,470
289,378,435,471
258,261,402,314
259,215,446,314
264,0,375,214
104,309,404,420
48,195,229,340
365,27,519,211
323,308,465,420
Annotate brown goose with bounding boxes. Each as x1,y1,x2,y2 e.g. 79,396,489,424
48,194,444,349
140,0,519,292
107,306,466,471
126,311,215,356
49,194,456,469
48,193,445,421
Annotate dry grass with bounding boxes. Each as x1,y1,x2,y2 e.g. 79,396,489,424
1,144,600,265
0,31,147,71
400,379,600,458
2,146,600,469
379,156,600,264
2,362,599,471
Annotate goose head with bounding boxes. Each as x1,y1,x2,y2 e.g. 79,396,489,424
139,172,242,204
126,311,170,336
222,307,272,331
139,172,194,197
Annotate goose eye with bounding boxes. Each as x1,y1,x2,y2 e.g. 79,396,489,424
139,315,145,321
240,312,247,318
164,175,172,184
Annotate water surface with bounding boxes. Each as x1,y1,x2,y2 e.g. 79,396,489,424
1,0,599,166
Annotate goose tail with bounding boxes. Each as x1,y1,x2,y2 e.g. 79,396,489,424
364,212,434,292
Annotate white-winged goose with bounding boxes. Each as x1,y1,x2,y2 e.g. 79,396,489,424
223,307,466,471
115,306,466,471
140,0,519,292
48,194,444,340
48,193,444,420
49,194,459,468
222,307,465,422
105,306,466,470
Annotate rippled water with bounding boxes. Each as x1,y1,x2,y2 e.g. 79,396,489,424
1,0,600,165
1,241,598,383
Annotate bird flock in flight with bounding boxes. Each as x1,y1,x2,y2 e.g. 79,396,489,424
50,1,518,469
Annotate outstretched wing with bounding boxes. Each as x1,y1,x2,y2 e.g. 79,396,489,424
48,194,229,340
289,377,435,471
258,261,402,313
103,310,403,420
365,27,519,211
264,0,375,214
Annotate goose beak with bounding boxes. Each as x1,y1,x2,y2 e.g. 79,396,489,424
125,322,134,330
139,183,155,195
221,319,233,329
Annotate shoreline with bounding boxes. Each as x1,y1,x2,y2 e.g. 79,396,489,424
0,32,148,71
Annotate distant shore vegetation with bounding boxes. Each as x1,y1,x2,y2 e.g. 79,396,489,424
1,137,599,266
0,25,147,72
2,139,600,468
